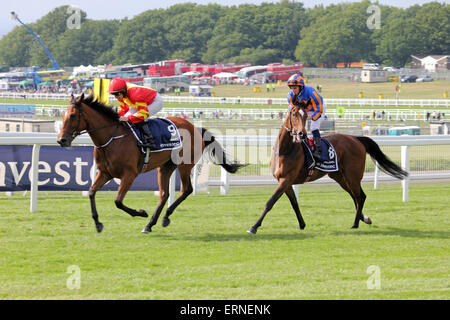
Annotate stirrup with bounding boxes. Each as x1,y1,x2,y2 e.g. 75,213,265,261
142,147,151,173
313,147,321,160
139,138,156,149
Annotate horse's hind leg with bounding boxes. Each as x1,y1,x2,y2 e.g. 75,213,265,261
115,172,149,218
89,170,112,233
329,172,371,229
285,186,306,230
357,187,371,225
142,162,177,233
162,164,194,228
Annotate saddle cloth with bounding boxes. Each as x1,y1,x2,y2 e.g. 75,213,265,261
128,118,182,153
301,138,338,172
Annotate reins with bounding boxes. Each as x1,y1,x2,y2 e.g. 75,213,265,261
71,102,128,149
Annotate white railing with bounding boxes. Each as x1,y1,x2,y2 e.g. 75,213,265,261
1,133,449,212
1,101,448,122
210,135,450,203
1,92,449,107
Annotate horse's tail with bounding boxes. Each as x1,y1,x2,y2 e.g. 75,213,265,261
356,136,408,180
200,128,245,174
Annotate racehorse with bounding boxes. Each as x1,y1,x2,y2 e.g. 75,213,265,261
57,94,243,233
247,104,408,234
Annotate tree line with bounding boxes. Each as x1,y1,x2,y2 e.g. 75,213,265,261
0,1,448,69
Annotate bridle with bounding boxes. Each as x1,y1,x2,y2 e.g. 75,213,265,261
69,101,127,149
283,107,307,142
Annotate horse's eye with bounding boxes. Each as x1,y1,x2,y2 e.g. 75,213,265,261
69,114,76,121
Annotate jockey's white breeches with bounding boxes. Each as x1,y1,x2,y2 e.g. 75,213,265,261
147,93,163,116
308,105,326,132
124,93,164,118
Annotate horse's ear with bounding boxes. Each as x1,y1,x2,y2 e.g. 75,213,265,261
77,93,84,102
70,94,75,103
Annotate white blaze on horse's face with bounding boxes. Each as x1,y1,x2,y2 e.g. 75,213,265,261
291,107,306,143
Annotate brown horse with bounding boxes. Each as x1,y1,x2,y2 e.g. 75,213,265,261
57,94,243,233
247,105,408,234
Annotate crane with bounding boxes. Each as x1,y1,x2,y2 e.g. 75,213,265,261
10,11,60,70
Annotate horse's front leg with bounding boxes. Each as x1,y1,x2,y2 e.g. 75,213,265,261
115,172,149,218
247,178,291,234
89,170,112,233
285,186,306,230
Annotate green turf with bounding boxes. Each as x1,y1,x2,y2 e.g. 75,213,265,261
0,181,448,299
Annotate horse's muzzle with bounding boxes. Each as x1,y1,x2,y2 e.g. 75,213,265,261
292,131,306,143
57,135,73,147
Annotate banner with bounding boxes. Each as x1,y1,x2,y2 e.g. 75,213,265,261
0,104,35,118
93,78,111,105
0,145,180,191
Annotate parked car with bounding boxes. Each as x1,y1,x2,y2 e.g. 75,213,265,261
383,66,398,72
400,75,418,83
416,75,434,82
362,63,381,70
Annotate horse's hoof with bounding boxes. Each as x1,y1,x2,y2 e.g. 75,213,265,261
364,216,372,225
141,226,152,233
162,218,171,227
96,223,104,233
138,209,148,218
351,224,359,229
247,227,257,234
300,224,306,230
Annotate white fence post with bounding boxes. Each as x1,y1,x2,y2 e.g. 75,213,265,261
220,167,229,195
168,171,176,206
373,161,379,189
192,164,199,195
30,144,41,213
401,145,410,202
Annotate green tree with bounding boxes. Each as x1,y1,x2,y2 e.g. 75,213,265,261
372,2,448,67
163,3,227,63
295,1,374,67
203,2,305,64
0,27,34,67
55,19,120,66
412,2,449,55
203,5,259,63
110,9,168,64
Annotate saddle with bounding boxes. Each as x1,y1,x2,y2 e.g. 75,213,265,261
301,138,339,172
128,118,182,154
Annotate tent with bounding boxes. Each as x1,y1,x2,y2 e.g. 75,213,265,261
37,81,55,86
182,71,204,76
19,80,34,86
82,81,94,87
212,72,237,79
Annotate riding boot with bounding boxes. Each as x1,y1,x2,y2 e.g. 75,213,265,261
139,123,157,149
312,130,322,160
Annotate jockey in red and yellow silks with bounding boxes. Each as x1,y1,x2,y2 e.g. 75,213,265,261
287,73,326,159
109,77,163,148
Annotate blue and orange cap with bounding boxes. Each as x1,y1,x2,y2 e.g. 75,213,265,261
287,74,305,87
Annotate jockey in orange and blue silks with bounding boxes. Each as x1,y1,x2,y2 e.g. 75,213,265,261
287,73,326,159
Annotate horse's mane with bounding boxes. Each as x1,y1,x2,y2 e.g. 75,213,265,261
81,94,119,121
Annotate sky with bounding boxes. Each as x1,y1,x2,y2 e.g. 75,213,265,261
1,0,445,39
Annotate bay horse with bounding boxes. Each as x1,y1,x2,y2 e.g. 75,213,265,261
57,94,243,233
247,104,408,234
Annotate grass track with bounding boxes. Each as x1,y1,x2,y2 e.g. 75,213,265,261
0,181,449,300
